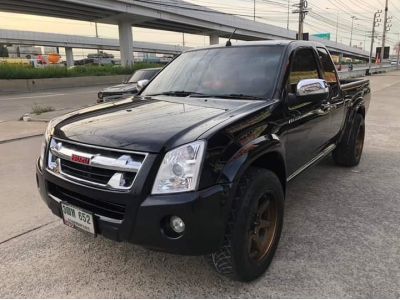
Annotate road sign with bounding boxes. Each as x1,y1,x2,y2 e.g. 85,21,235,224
312,33,331,40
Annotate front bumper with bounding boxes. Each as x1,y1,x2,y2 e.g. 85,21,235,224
36,159,230,255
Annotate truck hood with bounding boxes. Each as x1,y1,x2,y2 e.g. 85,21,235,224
102,83,137,93
53,96,269,153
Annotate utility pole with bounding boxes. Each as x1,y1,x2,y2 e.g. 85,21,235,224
287,0,290,30
293,0,308,40
368,10,382,74
350,16,357,47
380,0,389,63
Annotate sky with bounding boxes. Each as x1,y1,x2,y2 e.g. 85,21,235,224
0,0,399,59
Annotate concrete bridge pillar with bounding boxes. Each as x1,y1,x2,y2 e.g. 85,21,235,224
209,34,219,45
118,21,134,67
65,47,74,68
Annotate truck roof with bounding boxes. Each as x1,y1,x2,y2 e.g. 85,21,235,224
185,40,326,53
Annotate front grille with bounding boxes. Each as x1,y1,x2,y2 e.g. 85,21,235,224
47,138,147,191
103,92,123,97
60,159,118,185
48,182,126,220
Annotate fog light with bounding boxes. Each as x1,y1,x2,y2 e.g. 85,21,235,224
170,216,185,233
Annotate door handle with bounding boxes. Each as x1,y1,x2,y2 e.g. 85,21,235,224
321,103,332,111
315,102,332,116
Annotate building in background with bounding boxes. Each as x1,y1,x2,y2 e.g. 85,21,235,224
6,45,42,58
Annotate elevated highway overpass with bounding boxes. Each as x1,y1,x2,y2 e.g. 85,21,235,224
0,0,369,66
0,29,186,65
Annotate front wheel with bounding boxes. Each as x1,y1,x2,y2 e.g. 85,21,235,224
210,168,284,282
333,113,365,167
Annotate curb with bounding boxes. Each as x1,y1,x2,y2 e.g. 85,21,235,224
0,133,43,144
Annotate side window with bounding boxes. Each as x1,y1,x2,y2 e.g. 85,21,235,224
288,48,321,90
317,47,339,95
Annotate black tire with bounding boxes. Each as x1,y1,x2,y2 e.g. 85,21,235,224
209,167,284,282
333,113,365,167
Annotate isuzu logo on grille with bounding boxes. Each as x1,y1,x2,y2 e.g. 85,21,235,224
71,154,90,165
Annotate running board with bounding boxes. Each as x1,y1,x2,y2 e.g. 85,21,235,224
287,144,336,182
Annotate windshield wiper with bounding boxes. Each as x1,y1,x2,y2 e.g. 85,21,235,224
146,91,207,97
146,91,265,100
198,94,265,100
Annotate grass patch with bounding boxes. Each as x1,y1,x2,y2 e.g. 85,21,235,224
31,103,55,115
0,63,163,80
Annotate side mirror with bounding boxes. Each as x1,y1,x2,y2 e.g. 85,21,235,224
296,79,329,98
137,79,150,92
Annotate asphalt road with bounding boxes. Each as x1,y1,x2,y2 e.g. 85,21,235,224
0,74,399,297
0,85,108,121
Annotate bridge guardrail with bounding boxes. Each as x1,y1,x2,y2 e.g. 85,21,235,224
338,65,398,79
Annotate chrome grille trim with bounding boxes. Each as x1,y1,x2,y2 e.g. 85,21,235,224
46,138,148,191
49,140,144,173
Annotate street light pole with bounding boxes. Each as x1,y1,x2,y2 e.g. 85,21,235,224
95,22,100,56
350,16,357,47
326,8,339,43
396,33,400,69
254,0,256,21
335,13,339,43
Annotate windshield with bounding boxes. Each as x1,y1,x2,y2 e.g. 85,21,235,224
128,69,159,83
142,45,284,99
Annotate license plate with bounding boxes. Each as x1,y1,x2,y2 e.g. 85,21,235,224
61,202,95,235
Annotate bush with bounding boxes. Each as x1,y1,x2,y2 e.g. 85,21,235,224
31,103,55,115
0,62,162,80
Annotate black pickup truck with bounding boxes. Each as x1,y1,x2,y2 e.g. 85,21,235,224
36,41,370,281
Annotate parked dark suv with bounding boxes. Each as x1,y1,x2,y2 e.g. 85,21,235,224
37,41,370,281
97,67,161,103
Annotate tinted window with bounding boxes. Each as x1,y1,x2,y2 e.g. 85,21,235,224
129,69,159,83
142,46,284,98
289,48,320,86
317,47,339,95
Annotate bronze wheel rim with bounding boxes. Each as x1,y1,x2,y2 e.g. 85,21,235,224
355,125,365,160
248,193,278,262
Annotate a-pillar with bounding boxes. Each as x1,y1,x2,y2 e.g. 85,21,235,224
209,34,220,45
65,47,74,68
118,21,134,67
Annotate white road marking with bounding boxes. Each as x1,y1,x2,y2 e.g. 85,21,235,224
0,93,66,101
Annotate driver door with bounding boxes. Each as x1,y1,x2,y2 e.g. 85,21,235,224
284,47,332,177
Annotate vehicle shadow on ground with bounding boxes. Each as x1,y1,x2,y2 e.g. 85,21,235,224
2,151,399,298
35,157,345,297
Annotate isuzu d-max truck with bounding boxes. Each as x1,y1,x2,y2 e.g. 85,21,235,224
36,41,370,281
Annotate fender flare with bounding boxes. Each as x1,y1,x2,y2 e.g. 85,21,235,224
219,134,286,195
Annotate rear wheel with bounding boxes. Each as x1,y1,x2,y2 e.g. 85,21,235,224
333,113,365,167
210,168,284,282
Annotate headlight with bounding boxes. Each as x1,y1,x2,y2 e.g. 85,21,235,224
152,141,206,194
39,121,55,170
38,139,46,170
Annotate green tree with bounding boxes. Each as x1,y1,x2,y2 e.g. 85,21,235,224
0,44,9,57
